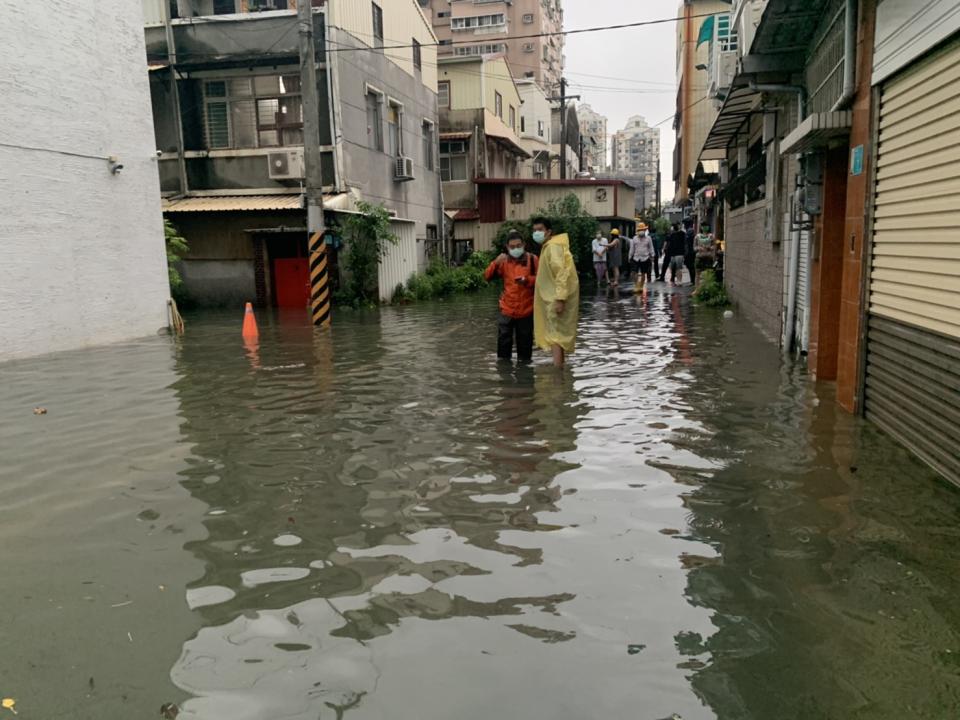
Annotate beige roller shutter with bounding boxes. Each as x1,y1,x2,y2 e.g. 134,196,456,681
871,39,960,337
865,37,960,487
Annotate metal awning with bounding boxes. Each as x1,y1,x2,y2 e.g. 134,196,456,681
162,194,304,212
484,126,532,159
440,131,472,141
780,111,852,155
701,86,762,154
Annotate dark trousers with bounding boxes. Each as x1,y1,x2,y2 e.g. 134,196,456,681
498,313,534,362
653,253,661,280
684,253,696,286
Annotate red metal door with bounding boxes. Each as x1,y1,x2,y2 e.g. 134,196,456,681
273,258,310,308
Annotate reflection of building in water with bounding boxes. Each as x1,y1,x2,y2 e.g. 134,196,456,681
666,307,960,717
168,311,585,717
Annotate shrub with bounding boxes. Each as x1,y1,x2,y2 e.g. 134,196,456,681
693,269,730,307
335,201,397,307
164,220,189,300
398,251,494,304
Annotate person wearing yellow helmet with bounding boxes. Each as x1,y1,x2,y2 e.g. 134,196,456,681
607,228,623,288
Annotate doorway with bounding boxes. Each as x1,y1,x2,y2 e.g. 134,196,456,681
268,234,310,308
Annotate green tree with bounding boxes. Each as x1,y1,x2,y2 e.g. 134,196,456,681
337,201,398,306
164,220,189,296
493,219,531,254
535,193,599,275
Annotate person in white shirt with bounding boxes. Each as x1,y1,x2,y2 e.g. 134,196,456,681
591,231,609,286
628,230,655,293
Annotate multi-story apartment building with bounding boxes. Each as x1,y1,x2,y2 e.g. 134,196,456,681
608,116,660,210
437,54,530,257
674,0,732,203
577,104,608,173
142,0,442,306
422,0,564,91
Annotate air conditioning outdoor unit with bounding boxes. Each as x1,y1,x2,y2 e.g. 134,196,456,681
267,148,304,180
395,156,415,182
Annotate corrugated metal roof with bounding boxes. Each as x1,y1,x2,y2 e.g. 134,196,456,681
162,194,304,212
780,111,852,155
440,131,473,140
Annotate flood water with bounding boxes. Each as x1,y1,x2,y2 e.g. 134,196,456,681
2,287,959,720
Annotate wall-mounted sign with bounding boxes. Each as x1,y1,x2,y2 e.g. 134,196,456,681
850,145,864,176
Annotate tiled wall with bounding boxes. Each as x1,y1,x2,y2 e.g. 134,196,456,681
725,203,785,344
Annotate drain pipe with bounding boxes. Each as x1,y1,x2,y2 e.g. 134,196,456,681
832,0,859,111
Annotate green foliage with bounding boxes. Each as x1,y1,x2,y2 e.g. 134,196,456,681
653,216,671,237
397,251,494,304
693,269,730,308
164,220,189,297
337,201,398,307
535,193,599,275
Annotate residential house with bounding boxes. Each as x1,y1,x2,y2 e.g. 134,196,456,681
577,104,609,173
436,54,531,257
1,0,170,360
701,0,960,487
463,178,637,251
422,0,564,91
516,79,553,179
143,0,442,306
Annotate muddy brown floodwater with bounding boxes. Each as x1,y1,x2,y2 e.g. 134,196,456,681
1,287,959,720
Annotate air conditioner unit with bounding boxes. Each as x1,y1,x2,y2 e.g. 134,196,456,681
395,156,415,182
267,148,304,180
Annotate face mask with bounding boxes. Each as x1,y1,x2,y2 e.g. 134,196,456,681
532,230,546,244
508,247,525,259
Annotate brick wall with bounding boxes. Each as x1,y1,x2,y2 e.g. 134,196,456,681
725,202,785,344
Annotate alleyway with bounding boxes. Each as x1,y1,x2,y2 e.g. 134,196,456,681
1,288,959,720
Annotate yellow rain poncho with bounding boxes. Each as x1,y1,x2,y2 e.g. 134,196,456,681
534,233,580,353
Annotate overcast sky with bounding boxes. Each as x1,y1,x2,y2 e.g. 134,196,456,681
563,0,679,201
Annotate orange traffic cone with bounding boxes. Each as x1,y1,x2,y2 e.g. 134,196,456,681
242,302,259,339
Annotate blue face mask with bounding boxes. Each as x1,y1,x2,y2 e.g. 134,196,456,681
508,247,525,259
532,230,546,244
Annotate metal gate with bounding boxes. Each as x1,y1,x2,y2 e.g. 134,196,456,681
864,38,960,485
378,220,419,302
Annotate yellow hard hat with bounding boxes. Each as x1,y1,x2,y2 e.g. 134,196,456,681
611,228,620,236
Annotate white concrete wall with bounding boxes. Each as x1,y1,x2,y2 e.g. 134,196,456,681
0,0,170,361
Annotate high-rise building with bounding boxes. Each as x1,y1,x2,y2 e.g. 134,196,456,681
577,104,608,172
609,116,660,212
422,0,564,92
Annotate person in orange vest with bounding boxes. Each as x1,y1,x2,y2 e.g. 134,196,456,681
484,230,539,363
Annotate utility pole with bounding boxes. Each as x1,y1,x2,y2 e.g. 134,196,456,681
162,0,188,197
549,78,579,180
298,0,330,327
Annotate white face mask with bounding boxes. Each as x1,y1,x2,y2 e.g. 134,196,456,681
508,247,525,259
532,230,546,244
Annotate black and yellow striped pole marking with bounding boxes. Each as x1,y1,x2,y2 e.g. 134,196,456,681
309,231,331,328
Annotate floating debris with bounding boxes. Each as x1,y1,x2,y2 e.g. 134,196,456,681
160,702,179,719
33,407,47,415
1,698,16,715
627,644,646,655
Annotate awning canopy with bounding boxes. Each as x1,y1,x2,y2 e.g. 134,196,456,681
440,131,472,141
780,111,852,155
162,193,355,213
701,86,762,154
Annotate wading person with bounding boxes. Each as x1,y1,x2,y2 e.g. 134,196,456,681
485,230,538,363
591,230,609,286
532,217,579,368
652,227,665,281
629,229,655,293
694,224,716,293
665,223,687,286
607,228,623,289
683,219,697,288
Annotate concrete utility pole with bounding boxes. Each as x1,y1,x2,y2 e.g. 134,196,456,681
550,78,580,180
298,0,331,327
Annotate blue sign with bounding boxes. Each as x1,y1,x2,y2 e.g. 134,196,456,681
851,145,864,176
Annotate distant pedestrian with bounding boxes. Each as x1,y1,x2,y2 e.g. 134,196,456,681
591,230,609,286
683,219,697,287
665,224,687,285
532,217,580,368
485,230,538,363
629,229,654,293
694,224,717,292
607,229,623,288
652,230,665,281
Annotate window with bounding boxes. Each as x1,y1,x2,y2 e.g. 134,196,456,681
366,90,383,151
440,140,468,181
437,11,450,18
387,101,402,156
520,116,526,133
543,45,549,61
422,120,435,171
453,43,506,57
717,13,739,52
508,105,515,131
371,3,384,46
522,13,534,23
439,39,453,46
494,91,503,119
213,0,236,14
510,188,525,204
523,42,535,53
450,14,505,30
413,39,422,70
438,81,450,109
537,120,544,137
202,74,303,150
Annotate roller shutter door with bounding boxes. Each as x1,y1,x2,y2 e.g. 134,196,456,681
865,38,960,485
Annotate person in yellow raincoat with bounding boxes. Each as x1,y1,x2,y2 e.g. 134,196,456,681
531,217,580,367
